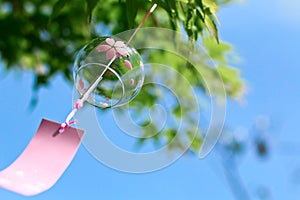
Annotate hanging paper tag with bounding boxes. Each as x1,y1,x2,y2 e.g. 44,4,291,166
0,119,84,196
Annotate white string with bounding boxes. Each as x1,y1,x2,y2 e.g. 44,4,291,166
59,3,158,132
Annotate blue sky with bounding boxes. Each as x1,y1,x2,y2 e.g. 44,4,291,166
1,0,300,199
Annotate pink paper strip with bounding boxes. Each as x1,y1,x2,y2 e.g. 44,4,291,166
0,119,84,196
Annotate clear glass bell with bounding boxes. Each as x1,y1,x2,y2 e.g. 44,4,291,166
73,37,144,108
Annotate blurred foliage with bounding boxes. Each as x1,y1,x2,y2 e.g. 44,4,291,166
0,1,255,198
0,0,245,153
0,0,240,86
128,35,244,153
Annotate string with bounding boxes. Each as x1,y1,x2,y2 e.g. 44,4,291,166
59,3,158,133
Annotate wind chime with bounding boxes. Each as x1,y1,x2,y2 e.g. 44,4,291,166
0,3,157,196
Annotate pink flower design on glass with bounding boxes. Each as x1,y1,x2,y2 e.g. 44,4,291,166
77,78,95,102
77,78,85,91
130,78,135,85
97,38,129,60
124,59,132,70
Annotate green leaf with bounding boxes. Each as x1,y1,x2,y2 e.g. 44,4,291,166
203,38,231,62
203,0,219,12
166,0,178,13
190,136,203,152
172,105,182,118
217,66,244,98
86,0,100,23
204,13,219,43
196,7,205,22
166,0,179,30
185,6,194,39
49,0,69,23
153,0,168,11
195,0,204,11
126,0,138,28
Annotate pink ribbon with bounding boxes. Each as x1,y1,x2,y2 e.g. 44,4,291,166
0,119,84,196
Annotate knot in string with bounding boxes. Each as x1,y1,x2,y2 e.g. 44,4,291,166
58,120,78,133
74,99,84,110
58,100,84,133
